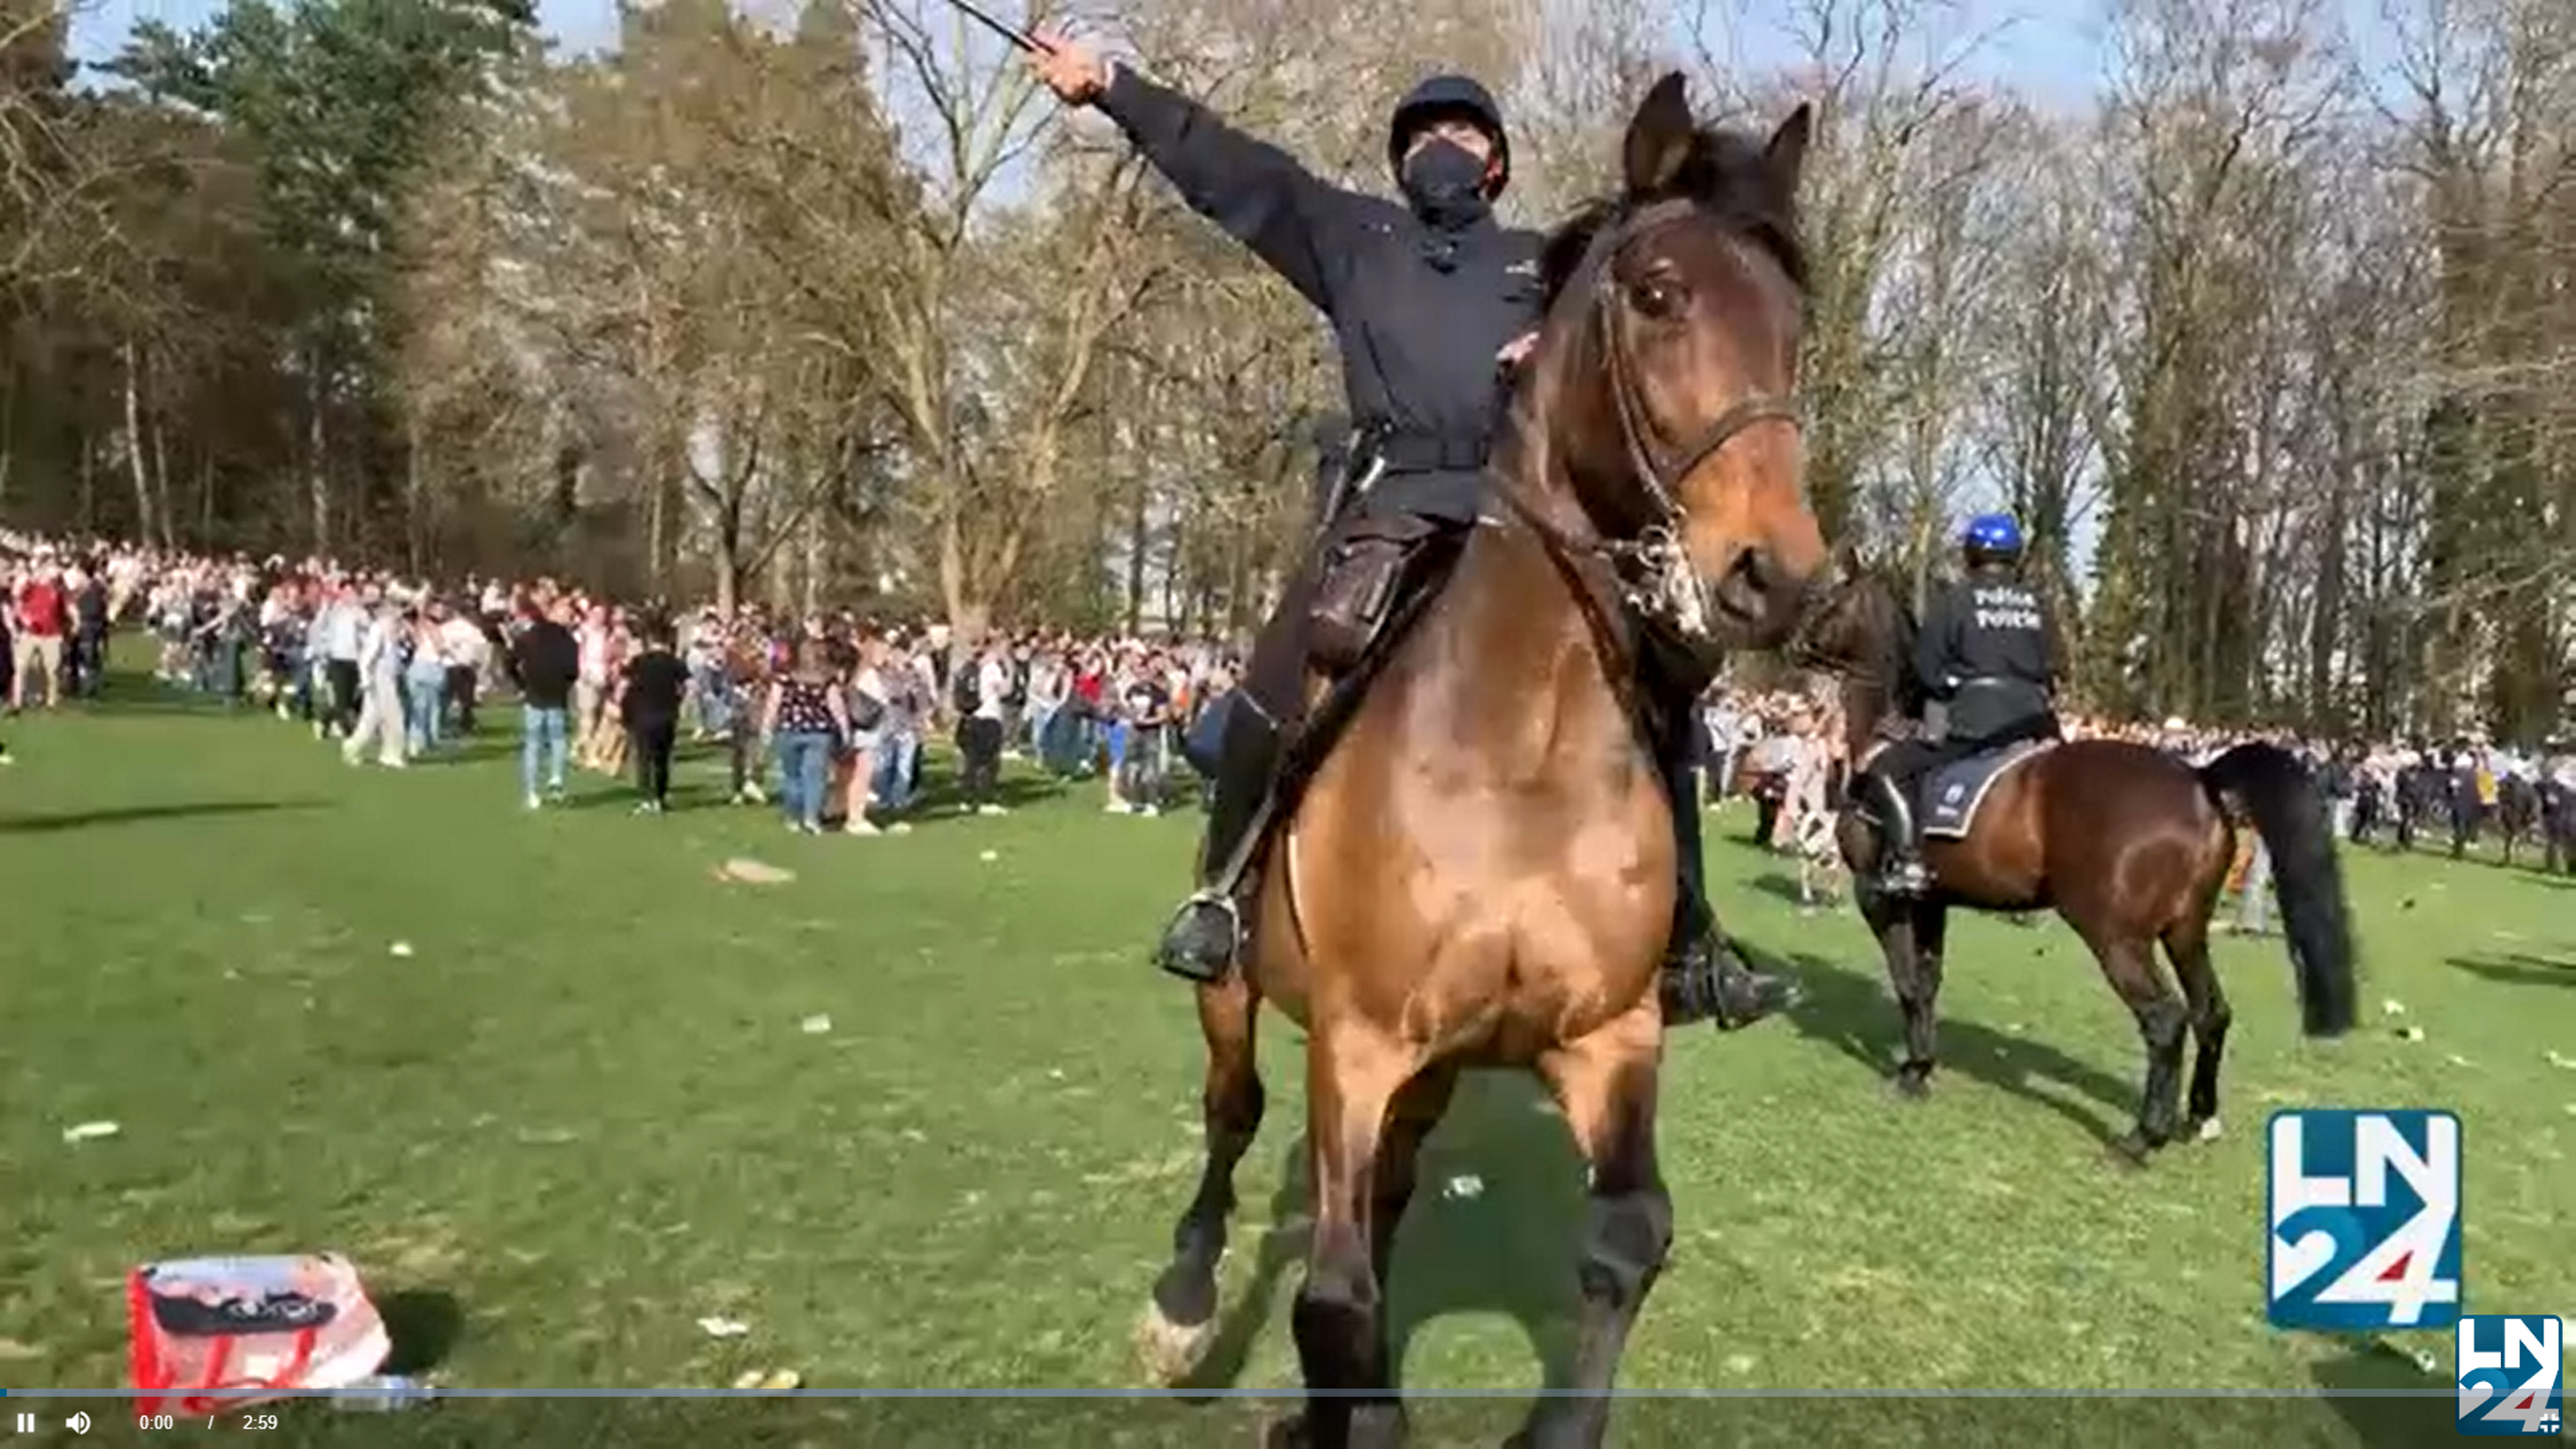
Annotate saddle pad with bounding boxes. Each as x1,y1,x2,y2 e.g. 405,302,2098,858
1922,741,2054,839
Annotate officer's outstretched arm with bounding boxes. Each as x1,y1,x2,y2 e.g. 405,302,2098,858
1090,67,1348,313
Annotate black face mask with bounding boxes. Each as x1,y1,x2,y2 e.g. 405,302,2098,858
1399,138,1491,231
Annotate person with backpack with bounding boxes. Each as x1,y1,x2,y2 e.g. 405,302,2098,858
954,642,1011,816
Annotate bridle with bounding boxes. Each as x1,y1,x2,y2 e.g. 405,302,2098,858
1504,195,1814,671
1594,199,1803,541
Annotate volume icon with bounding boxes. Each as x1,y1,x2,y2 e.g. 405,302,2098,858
66,1412,91,1434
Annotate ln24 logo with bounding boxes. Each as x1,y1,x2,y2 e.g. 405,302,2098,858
2458,1316,2563,1437
2265,1109,2460,1331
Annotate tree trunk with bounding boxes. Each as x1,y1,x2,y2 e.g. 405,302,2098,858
0,367,17,513
76,433,94,534
712,504,743,616
404,415,427,575
799,510,823,619
149,410,175,552
647,467,668,596
121,340,156,547
306,342,331,554
1123,477,1149,638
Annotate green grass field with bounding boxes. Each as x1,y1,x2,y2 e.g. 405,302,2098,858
1,663,2570,1446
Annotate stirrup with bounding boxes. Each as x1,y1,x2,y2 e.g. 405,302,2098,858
1155,888,1243,983
1878,859,1933,896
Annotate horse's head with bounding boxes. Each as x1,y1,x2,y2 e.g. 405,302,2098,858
1519,73,1828,658
1787,544,1918,726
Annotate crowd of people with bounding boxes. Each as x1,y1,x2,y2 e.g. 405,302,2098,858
5,532,2572,882
0,534,1245,833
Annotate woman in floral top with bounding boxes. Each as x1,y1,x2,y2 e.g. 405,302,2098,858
760,638,851,834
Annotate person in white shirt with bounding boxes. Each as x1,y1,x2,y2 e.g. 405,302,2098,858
438,606,491,734
343,602,408,768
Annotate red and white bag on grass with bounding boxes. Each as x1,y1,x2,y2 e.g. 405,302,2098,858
129,1254,391,1415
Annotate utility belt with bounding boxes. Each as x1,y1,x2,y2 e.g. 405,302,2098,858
1370,429,1491,474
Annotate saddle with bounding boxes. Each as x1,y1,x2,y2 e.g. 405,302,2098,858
1919,739,2054,840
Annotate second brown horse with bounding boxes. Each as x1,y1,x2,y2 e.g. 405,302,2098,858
1803,569,2358,1164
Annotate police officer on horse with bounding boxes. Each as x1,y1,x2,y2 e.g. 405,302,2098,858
1027,31,1795,1028
1852,512,2063,895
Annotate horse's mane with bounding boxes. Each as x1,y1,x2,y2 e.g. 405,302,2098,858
1538,121,1808,310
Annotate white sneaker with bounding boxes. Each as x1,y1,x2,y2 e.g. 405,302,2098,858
887,821,914,835
1105,801,1132,815
525,793,542,810
977,803,1008,817
1137,805,1161,818
844,818,880,835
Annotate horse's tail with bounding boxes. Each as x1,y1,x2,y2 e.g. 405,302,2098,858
2198,743,2358,1039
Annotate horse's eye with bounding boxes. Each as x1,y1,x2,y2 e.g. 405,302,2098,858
1629,274,1686,320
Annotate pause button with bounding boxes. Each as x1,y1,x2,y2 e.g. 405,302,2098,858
11,1411,34,1432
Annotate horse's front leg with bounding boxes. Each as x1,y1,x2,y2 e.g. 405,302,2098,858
1273,1027,1415,1449
1510,1003,1672,1449
1136,972,1265,1386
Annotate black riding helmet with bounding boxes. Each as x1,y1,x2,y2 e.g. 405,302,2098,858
1387,73,1510,200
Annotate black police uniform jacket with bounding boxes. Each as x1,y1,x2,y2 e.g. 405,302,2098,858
1912,564,2061,743
1097,68,1545,524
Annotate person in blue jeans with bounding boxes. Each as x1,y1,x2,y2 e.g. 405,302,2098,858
401,612,450,758
509,598,582,808
761,639,852,833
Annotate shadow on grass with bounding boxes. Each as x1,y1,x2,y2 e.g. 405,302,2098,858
0,799,324,835
376,1289,467,1375
2309,1339,2460,1449
1747,871,1806,906
2447,952,2576,990
1765,947,2138,1148
1172,1072,1586,1416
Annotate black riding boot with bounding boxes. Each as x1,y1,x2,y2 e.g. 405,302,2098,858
1154,693,1284,982
1858,769,1931,897
1656,734,1801,1030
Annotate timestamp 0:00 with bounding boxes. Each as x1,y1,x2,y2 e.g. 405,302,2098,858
136,1414,281,1430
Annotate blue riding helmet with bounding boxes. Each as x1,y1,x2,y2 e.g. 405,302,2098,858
1962,513,2024,558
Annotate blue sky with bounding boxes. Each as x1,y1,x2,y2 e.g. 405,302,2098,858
70,0,2408,116
68,0,2125,86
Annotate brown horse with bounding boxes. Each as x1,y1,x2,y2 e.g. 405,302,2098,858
1801,570,2359,1163
1132,76,1830,1449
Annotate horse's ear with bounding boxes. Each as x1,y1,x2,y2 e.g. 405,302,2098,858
1764,102,1814,205
1622,71,1696,196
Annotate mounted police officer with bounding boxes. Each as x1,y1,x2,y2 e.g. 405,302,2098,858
1853,512,2062,896
1028,29,1796,1029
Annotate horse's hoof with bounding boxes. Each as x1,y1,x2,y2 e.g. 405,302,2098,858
1133,1300,1217,1387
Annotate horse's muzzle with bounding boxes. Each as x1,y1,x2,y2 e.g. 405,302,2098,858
1711,545,1826,653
